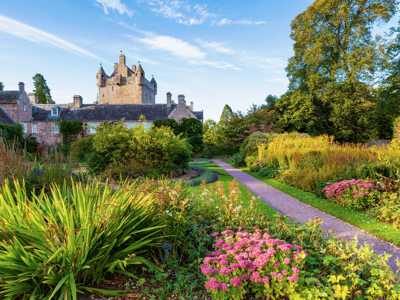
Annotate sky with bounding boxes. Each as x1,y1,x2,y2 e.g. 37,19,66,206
0,0,314,120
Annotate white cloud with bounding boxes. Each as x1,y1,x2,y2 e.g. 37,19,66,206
196,40,235,55
130,32,240,71
142,0,266,27
145,0,211,25
216,18,267,26
0,15,100,60
96,0,133,16
137,33,206,60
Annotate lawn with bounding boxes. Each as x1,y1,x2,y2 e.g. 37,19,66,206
248,170,400,246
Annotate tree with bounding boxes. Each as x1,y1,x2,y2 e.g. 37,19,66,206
376,19,400,139
33,73,54,104
0,82,3,91
279,0,397,142
219,104,235,123
265,95,278,109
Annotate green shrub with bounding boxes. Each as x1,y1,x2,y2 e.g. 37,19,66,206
0,180,165,299
70,135,94,162
230,152,246,167
89,122,192,178
0,123,23,146
240,131,276,158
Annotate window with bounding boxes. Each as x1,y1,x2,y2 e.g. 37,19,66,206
23,105,27,112
21,123,28,134
32,124,38,134
51,107,59,117
51,124,59,135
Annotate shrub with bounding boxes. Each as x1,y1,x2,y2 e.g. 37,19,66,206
201,230,306,299
257,133,377,192
0,180,165,299
240,131,276,158
0,123,23,146
70,135,94,162
89,122,192,178
230,152,246,167
323,179,380,210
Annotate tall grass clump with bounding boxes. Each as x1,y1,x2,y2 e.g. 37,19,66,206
0,180,165,299
0,140,30,185
257,133,377,192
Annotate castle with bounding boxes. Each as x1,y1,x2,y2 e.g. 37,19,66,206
96,52,157,105
0,53,203,146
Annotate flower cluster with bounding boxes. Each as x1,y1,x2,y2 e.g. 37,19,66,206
200,230,306,299
323,179,376,200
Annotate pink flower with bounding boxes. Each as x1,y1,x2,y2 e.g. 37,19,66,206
230,276,242,287
220,283,228,291
283,258,290,265
288,274,298,282
219,267,232,275
250,272,262,283
205,278,220,291
200,264,216,275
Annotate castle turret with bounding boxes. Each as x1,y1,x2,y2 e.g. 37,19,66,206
119,50,126,66
96,65,106,87
150,76,157,95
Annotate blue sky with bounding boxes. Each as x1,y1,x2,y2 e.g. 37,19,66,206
1,0,314,120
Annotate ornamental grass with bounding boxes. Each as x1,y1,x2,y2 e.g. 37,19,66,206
0,180,165,299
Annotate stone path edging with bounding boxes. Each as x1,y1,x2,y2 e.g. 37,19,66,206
213,159,400,271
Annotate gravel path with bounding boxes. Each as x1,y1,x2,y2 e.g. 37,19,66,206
213,159,400,271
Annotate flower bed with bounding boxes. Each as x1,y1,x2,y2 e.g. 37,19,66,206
201,230,306,299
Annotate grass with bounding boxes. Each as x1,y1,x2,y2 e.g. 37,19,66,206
190,160,277,219
247,170,400,246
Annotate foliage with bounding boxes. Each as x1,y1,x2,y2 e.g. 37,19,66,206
59,120,83,143
0,180,165,299
0,82,3,91
277,0,397,143
179,118,203,153
0,123,23,146
153,119,179,135
89,122,191,178
255,133,377,192
392,117,400,148
323,179,379,210
32,73,54,104
154,118,203,153
70,135,94,162
201,230,306,299
0,141,30,185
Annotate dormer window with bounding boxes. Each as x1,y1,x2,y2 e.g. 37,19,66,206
51,107,59,117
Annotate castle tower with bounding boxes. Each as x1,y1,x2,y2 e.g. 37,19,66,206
97,53,157,105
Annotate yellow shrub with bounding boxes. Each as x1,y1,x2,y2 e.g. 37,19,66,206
257,133,378,191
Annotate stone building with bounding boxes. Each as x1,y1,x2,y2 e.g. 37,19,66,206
0,81,202,147
96,52,157,105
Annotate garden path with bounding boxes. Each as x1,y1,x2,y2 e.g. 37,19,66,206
213,159,400,271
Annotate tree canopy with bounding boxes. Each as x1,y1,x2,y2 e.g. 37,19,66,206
33,73,54,104
277,0,398,142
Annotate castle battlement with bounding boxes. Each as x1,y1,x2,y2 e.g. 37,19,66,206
96,51,157,105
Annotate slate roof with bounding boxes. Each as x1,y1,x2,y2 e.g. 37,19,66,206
0,91,20,104
32,104,204,122
0,108,14,125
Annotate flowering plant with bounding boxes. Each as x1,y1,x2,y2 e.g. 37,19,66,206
200,229,306,300
322,179,379,210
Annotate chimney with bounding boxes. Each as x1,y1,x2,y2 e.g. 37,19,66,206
178,94,186,107
114,63,118,72
28,93,38,104
190,101,194,111
166,92,172,107
73,95,83,108
18,82,25,93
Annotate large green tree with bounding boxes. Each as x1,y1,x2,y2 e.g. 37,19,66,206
376,19,400,139
277,0,397,142
0,82,3,91
33,73,54,104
